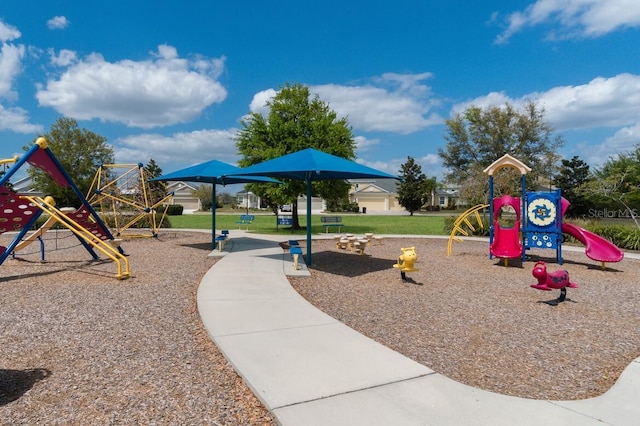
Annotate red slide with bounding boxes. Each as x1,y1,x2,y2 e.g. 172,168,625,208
561,222,624,263
490,220,523,259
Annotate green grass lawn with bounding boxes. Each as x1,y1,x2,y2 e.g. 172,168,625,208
166,212,449,236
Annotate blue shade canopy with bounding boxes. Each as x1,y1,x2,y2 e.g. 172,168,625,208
151,159,279,248
225,148,400,265
151,159,279,185
227,148,399,181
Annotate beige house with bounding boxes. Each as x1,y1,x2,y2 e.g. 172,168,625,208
350,179,466,212
349,179,404,212
166,181,200,212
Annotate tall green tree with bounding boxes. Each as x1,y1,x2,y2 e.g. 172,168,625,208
25,117,114,207
236,82,356,228
438,101,563,200
553,156,590,217
396,156,436,215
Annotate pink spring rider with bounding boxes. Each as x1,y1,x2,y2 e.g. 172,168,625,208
530,261,578,303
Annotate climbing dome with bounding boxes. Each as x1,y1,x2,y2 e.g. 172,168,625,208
86,163,173,237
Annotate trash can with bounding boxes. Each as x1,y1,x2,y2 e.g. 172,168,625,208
362,207,367,214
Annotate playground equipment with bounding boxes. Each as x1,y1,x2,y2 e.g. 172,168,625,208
448,153,624,269
446,203,488,256
393,246,418,282
0,138,130,279
12,206,75,261
530,260,578,303
1,156,19,167
86,163,173,238
489,194,523,266
559,198,624,269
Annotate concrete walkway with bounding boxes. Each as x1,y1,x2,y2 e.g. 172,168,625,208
196,230,640,425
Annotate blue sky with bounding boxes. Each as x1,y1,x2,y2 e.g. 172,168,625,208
1,1,640,184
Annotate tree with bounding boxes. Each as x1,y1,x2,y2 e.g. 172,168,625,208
553,156,590,217
579,145,640,228
438,101,563,199
218,191,234,206
396,156,436,215
25,117,114,208
236,82,356,228
144,158,167,206
192,184,214,211
0,168,15,191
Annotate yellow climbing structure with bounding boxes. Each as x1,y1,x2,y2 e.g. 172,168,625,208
447,204,489,256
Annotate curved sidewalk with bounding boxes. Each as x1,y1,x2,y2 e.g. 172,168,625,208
197,231,639,425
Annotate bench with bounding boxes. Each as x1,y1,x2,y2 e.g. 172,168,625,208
215,230,230,252
236,214,255,230
321,216,343,233
288,240,303,270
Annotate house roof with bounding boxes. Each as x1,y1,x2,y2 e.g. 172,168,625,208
166,181,199,192
350,178,398,194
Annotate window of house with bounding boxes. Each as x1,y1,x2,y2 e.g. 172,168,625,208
439,195,446,206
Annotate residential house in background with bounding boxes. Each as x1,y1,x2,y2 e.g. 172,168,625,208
165,181,200,212
236,190,261,209
431,186,464,210
11,175,44,197
349,179,403,212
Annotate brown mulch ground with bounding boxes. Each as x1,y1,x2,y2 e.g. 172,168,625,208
1,231,274,425
1,230,638,424
290,237,640,401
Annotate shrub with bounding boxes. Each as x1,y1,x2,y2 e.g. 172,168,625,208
160,204,184,216
444,214,490,236
588,223,640,251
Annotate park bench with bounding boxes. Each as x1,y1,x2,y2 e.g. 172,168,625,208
321,216,343,233
288,240,303,270
236,214,255,230
215,229,230,252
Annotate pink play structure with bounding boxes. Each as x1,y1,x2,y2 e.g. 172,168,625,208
485,154,624,268
489,195,523,263
490,195,624,267
559,198,623,265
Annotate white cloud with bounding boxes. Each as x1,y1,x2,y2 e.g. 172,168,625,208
249,73,443,134
496,0,640,43
36,45,228,128
314,74,442,134
356,152,445,179
0,105,43,133
248,88,276,117
0,42,25,100
0,20,21,42
355,158,400,176
450,91,513,116
452,73,640,131
605,124,640,150
48,48,77,67
354,135,379,152
113,128,239,168
587,123,640,164
0,20,42,133
47,16,69,30
536,74,640,130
